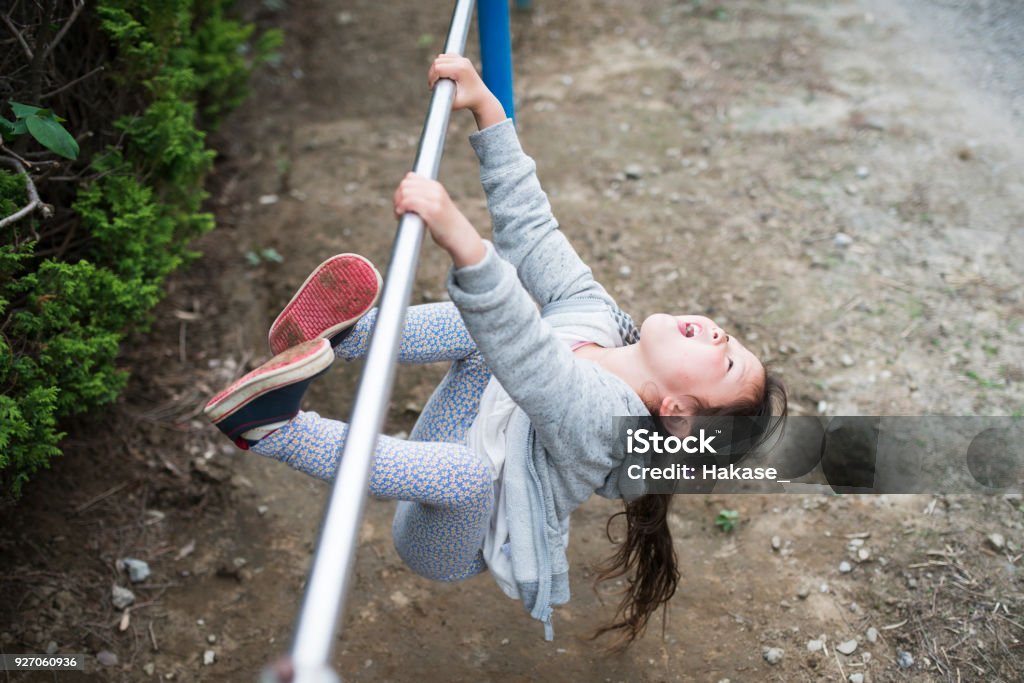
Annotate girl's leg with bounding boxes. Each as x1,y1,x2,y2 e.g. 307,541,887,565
340,301,493,444
410,349,491,444
336,302,477,364
252,411,491,581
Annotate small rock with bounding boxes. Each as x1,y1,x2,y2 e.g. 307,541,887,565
207,634,217,644
833,232,853,247
857,548,871,562
390,591,410,608
817,400,829,414
45,641,58,655
121,558,151,583
987,532,1006,551
855,166,870,179
203,650,216,666
806,639,823,652
619,265,632,277
144,662,156,675
258,194,279,205
501,638,510,645
762,647,784,665
866,627,879,643
849,674,864,683
844,184,859,195
836,639,858,655
97,650,119,667
820,582,830,593
257,505,269,516
897,649,914,669
907,577,918,589
624,164,644,180
841,354,855,367
336,11,355,25
111,584,135,610
771,535,782,551
52,590,74,611
797,587,810,600
839,561,853,574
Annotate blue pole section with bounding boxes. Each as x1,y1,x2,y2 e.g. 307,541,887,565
477,0,516,122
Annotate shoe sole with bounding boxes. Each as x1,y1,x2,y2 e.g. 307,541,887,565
268,254,382,356
204,338,333,424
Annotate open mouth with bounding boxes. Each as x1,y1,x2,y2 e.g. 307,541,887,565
679,321,702,338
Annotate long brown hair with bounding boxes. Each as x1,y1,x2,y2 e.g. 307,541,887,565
591,369,788,649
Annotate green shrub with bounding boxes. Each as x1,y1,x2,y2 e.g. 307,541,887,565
0,1,281,497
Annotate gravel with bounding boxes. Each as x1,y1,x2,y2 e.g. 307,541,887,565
111,585,135,610
871,0,1024,121
762,647,784,665
120,558,151,583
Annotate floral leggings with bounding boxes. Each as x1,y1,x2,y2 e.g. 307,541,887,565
251,303,494,581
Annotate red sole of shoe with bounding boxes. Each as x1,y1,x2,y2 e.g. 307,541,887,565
268,254,382,355
204,339,333,422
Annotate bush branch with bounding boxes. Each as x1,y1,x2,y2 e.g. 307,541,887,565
42,0,85,60
0,155,52,231
1,11,33,61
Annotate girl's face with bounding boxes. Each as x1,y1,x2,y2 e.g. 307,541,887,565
638,314,764,411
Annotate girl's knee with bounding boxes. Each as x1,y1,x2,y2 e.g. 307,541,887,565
452,450,494,512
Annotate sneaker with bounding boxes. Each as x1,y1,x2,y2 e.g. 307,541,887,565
204,338,334,449
268,254,382,356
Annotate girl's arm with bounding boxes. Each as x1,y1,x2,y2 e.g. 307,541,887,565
430,55,616,308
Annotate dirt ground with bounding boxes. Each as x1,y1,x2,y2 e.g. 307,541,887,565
2,0,1024,681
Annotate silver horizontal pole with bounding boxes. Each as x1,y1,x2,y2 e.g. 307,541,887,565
282,1,476,681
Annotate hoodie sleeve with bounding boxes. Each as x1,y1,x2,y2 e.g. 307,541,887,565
468,119,617,309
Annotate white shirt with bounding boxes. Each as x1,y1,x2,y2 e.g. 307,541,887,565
465,330,595,598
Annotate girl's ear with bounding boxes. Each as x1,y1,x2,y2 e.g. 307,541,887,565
658,395,699,438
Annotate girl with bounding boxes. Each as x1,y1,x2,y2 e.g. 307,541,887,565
204,55,787,645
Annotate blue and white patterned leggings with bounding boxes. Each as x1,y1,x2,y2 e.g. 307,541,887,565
251,303,493,581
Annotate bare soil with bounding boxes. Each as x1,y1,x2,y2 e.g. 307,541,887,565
2,0,1023,681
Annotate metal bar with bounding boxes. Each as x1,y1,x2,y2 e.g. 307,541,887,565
478,0,516,122
283,1,476,681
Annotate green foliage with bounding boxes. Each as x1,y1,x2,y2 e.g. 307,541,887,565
1,101,80,159
715,509,740,532
1,0,277,497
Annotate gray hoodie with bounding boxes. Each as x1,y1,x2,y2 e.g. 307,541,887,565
446,119,650,638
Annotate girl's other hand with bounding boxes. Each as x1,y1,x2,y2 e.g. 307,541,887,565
428,54,506,129
393,173,485,267
428,54,490,112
